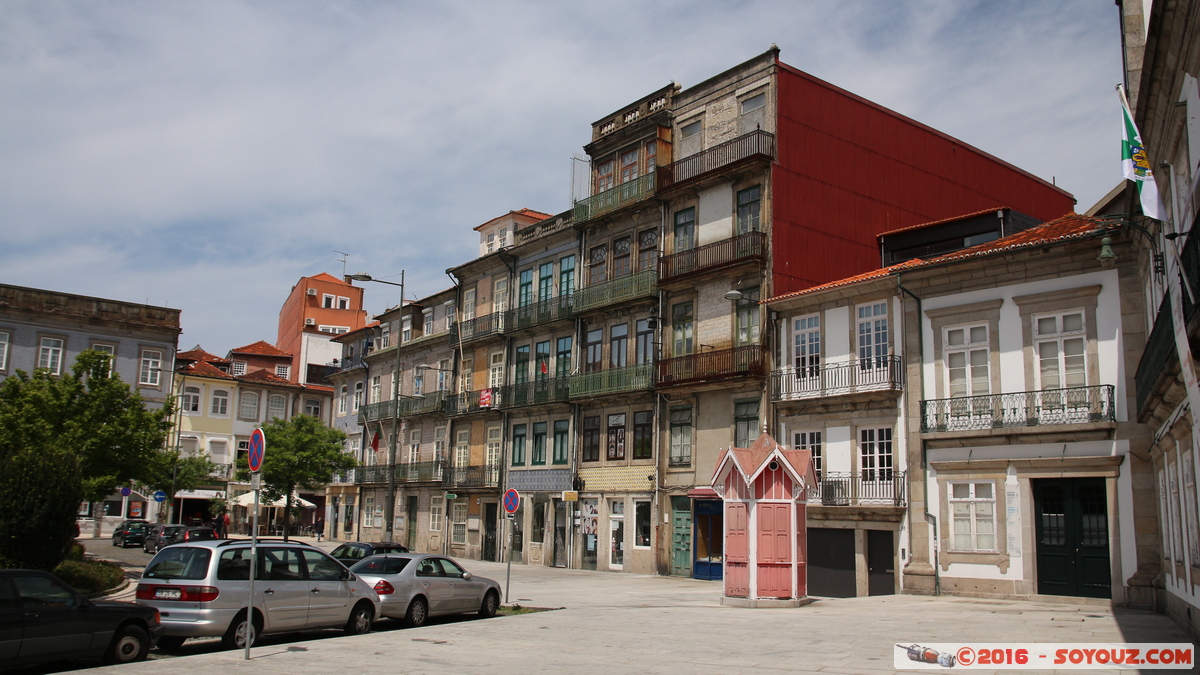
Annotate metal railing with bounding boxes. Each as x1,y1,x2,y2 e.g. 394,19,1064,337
449,311,505,344
356,465,390,484
771,356,903,401
446,389,503,415
330,469,357,484
807,471,906,507
443,464,500,488
355,461,446,484
573,269,657,313
1135,295,1176,416
358,391,451,424
500,376,570,408
659,232,767,282
657,345,765,387
569,363,655,398
920,384,1116,432
506,294,573,331
333,355,367,373
573,172,655,224
657,129,776,190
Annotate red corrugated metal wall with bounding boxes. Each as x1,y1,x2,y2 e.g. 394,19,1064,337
771,61,1077,296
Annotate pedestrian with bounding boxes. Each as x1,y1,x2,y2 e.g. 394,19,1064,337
223,512,231,539
315,519,324,542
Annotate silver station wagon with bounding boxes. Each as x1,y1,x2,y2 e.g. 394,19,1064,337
135,539,381,650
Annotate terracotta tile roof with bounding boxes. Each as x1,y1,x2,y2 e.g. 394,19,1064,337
182,360,237,381
307,272,352,286
334,321,379,342
238,368,304,388
513,208,553,221
177,347,228,364
304,384,334,393
875,207,1009,238
228,340,292,358
766,213,1108,304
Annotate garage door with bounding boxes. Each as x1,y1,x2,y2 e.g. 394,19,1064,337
807,528,855,597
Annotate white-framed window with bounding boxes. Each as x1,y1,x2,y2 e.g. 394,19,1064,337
39,337,64,374
489,352,504,389
139,349,163,386
338,385,348,414
319,325,349,335
238,391,260,420
211,390,229,416
337,296,349,310
859,427,892,482
305,399,321,417
460,358,473,392
857,302,889,370
493,278,508,314
794,430,822,479
950,481,996,551
268,394,287,419
1034,311,1086,390
740,92,766,114
444,301,456,329
371,375,381,404
946,324,990,397
91,343,116,375
430,496,444,532
610,500,625,567
462,288,476,322
486,426,501,466
323,294,335,308
402,316,412,343
434,426,447,462
792,315,820,379
182,386,202,413
275,364,290,379
231,361,247,376
414,370,424,395
423,308,434,336
380,322,391,348
437,359,450,391
0,331,9,371
455,429,470,468
409,430,421,464
669,408,692,467
452,502,468,544
353,382,363,411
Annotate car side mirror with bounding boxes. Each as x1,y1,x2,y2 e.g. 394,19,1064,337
462,572,472,580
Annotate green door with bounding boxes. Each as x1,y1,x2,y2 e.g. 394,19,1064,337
671,496,692,577
406,496,419,549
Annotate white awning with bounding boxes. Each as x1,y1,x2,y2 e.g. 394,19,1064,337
175,489,226,499
232,492,316,508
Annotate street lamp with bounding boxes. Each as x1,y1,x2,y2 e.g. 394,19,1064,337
350,271,408,544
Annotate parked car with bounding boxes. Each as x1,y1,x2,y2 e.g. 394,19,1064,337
329,542,409,565
349,553,500,627
174,527,218,545
136,539,380,650
143,524,185,554
0,569,163,667
111,520,150,548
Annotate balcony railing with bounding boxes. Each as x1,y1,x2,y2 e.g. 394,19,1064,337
355,461,446,484
657,345,766,387
500,376,570,408
330,469,357,485
771,356,903,401
920,385,1116,432
447,388,504,415
208,464,234,480
449,311,505,345
1135,295,1176,416
506,294,573,331
659,232,767,283
359,391,451,424
807,471,906,507
573,172,655,224
443,464,500,488
333,355,367,373
573,269,657,313
657,129,776,191
569,363,655,398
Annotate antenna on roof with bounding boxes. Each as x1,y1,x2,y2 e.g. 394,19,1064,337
333,250,351,277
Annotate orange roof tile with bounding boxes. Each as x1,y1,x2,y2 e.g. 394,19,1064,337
229,340,292,358
177,347,228,364
239,368,303,388
306,272,352,286
334,321,379,342
766,213,1108,304
876,207,1009,238
513,208,553,221
304,384,334,392
182,360,237,381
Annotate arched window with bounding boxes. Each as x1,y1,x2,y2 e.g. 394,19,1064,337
305,399,321,417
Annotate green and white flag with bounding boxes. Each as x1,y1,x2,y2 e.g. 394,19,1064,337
1119,84,1164,220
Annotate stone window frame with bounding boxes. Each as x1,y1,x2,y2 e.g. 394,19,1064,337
925,299,1004,401
38,334,67,375
0,329,9,372
935,468,1011,572
1011,285,1101,393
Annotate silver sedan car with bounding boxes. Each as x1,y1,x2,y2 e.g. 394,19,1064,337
349,553,501,627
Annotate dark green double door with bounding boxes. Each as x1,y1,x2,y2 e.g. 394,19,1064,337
1033,478,1110,599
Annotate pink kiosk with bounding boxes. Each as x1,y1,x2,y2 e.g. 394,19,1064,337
710,432,817,607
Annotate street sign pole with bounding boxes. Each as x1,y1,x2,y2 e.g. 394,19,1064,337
245,427,266,661
502,489,520,604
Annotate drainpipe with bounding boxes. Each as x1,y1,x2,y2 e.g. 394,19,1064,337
896,278,939,596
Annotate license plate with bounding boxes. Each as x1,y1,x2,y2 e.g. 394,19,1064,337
155,588,182,600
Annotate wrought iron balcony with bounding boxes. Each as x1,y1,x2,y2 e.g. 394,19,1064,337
573,269,657,314
355,461,446,484
443,463,500,488
330,469,357,485
771,356,903,401
447,388,503,415
333,355,367,373
356,465,391,484
1135,295,1176,417
806,471,906,507
657,129,776,191
659,232,767,283
569,363,654,398
506,294,573,331
208,463,234,480
358,392,450,424
448,311,505,345
500,376,570,408
920,385,1116,433
657,345,766,387
573,172,655,224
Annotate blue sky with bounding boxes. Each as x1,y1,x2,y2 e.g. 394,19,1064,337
0,1,1124,354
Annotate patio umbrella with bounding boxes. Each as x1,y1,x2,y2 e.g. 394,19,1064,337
232,492,316,508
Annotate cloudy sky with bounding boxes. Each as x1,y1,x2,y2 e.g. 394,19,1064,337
1,1,1125,355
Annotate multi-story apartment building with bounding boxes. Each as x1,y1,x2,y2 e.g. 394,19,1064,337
1121,0,1200,636
172,347,239,523
276,273,368,384
324,322,377,541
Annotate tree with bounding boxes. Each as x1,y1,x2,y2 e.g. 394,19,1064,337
141,450,218,523
236,414,352,541
0,349,174,568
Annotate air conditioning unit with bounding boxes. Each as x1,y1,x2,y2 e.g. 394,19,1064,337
306,288,318,296
304,318,316,326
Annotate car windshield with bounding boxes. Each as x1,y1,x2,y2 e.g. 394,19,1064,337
332,545,366,560
350,557,411,575
143,546,212,580
128,522,148,531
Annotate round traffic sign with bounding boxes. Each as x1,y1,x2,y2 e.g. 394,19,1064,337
120,486,132,497
153,490,167,503
503,488,520,514
248,428,266,473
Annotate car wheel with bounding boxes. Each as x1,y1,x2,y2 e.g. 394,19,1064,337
112,536,120,547
478,590,499,618
156,635,186,651
221,611,259,650
404,596,428,628
344,601,374,635
105,624,150,664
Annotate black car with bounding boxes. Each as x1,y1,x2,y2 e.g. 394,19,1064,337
143,524,185,554
0,569,163,667
330,541,409,565
111,520,150,548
